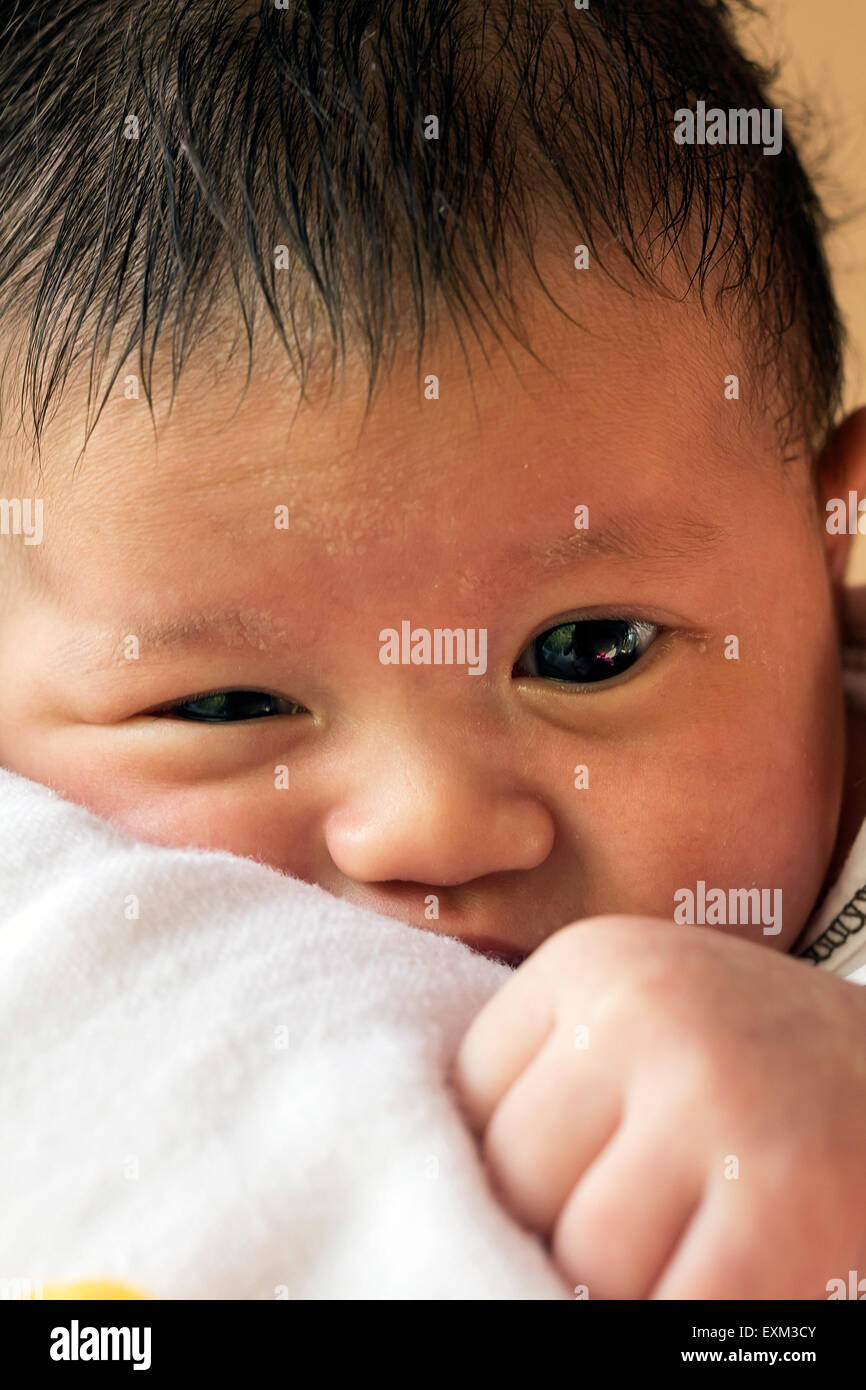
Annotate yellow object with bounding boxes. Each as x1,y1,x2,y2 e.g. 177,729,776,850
40,1280,150,1300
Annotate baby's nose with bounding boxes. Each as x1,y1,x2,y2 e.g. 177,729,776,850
323,762,554,887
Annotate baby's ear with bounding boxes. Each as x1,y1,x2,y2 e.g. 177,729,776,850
816,406,866,585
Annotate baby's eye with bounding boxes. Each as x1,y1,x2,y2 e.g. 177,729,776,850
514,618,659,684
159,690,309,723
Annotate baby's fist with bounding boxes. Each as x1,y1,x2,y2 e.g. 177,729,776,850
453,915,866,1299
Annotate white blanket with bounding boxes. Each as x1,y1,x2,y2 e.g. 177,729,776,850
0,768,568,1300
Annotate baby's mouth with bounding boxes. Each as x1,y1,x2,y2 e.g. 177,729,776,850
332,879,532,965
465,936,527,968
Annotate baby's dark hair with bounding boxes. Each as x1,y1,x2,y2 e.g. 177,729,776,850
0,0,844,456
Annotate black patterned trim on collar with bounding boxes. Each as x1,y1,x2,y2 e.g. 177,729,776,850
800,883,866,965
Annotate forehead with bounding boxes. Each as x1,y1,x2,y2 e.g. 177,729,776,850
19,278,771,614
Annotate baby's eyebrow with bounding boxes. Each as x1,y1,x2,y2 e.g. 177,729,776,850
128,610,286,653
524,508,727,569
58,609,290,669
57,510,726,672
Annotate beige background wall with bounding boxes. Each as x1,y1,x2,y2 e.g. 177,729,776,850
738,1,866,577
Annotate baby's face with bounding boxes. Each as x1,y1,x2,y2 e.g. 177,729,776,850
0,278,846,960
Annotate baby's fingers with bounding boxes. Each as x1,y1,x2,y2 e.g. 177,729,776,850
653,1165,853,1300
480,1030,621,1233
553,1116,705,1299
452,953,557,1134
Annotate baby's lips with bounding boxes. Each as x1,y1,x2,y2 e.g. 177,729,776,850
466,935,527,968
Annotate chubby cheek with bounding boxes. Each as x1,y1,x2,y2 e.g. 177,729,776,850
102,782,283,863
5,733,323,876
563,662,843,950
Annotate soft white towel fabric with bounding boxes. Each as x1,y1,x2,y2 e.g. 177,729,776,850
0,768,568,1300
